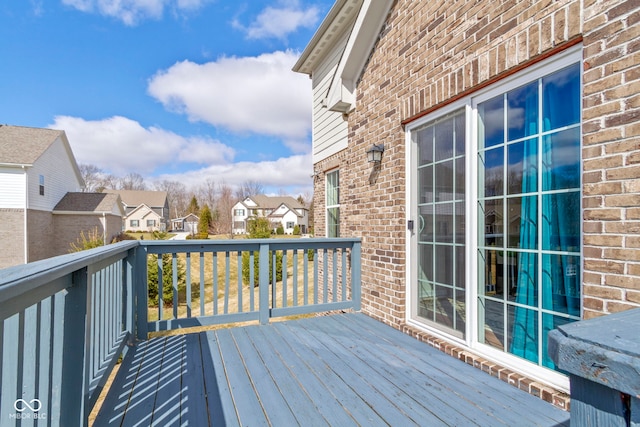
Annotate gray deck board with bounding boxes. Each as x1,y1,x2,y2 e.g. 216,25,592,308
95,313,571,427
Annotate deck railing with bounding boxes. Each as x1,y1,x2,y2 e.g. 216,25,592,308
0,237,361,426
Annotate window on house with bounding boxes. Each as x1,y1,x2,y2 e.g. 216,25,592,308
326,170,340,237
39,175,45,196
477,61,581,370
234,209,245,216
147,220,156,227
286,221,295,229
409,50,581,378
130,220,139,227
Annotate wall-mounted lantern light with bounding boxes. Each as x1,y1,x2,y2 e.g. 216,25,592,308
366,144,385,163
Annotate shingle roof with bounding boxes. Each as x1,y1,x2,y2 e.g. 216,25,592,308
54,192,122,214
0,125,64,165
103,189,167,208
249,195,306,210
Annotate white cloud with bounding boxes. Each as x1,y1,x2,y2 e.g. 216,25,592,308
147,50,312,152
234,1,320,40
152,153,313,195
50,115,235,175
61,0,209,25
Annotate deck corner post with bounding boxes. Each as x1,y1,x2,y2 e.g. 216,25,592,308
60,267,89,426
259,243,270,325
549,308,640,426
134,243,149,340
351,240,362,311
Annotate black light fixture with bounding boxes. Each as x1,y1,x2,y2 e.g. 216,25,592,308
366,144,384,163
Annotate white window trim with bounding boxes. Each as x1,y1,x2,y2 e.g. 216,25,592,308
405,45,582,392
326,169,340,237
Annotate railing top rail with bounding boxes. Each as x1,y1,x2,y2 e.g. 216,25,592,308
0,240,139,306
139,237,362,247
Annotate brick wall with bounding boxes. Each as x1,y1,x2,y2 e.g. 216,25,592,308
53,214,123,254
333,0,586,325
27,209,55,263
0,209,25,268
581,0,640,318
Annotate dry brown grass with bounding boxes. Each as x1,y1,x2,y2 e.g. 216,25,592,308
148,250,319,336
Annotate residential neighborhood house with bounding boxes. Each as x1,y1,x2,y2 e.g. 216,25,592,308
232,195,309,235
171,213,200,234
104,189,170,232
0,125,123,269
294,0,640,407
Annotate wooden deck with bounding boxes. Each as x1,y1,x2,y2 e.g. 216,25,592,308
94,313,570,426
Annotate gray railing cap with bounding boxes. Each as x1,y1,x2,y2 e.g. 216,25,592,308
548,308,640,396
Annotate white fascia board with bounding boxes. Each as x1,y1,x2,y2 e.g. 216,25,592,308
325,0,393,113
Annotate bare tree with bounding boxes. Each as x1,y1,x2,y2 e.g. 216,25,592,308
196,178,218,210
154,180,187,219
215,182,236,236
78,163,104,192
235,180,264,200
119,172,146,191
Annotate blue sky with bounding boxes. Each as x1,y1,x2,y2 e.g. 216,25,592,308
0,0,332,196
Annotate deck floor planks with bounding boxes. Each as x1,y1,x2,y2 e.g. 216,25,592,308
240,324,340,426
228,326,305,426
251,322,374,426
200,331,242,424
95,313,570,427
344,313,570,426
212,327,271,426
279,317,453,426
274,320,437,426
327,314,526,426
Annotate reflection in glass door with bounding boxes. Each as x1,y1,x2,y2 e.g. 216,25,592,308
414,109,466,337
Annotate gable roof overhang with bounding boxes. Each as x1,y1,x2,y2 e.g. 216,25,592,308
293,0,393,113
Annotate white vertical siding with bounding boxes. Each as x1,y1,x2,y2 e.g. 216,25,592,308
312,29,351,164
27,137,83,211
0,167,26,208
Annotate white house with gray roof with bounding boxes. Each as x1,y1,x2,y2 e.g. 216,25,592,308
0,125,87,267
104,189,170,232
232,195,309,235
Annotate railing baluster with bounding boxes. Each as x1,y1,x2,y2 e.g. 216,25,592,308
213,251,218,316
303,249,309,306
342,248,347,302
323,249,328,303
1,314,19,421
186,252,192,318
293,249,298,307
237,251,242,313
172,253,178,320
224,251,230,314
200,252,205,316
313,249,319,305
157,254,164,321
333,248,338,302
249,250,255,311
282,250,288,308
259,243,269,325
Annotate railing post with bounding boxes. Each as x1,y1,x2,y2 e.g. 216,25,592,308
549,308,640,426
259,243,269,325
59,267,89,426
351,241,361,311
135,244,149,341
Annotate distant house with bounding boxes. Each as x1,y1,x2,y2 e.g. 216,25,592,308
53,192,125,253
0,125,123,268
171,213,199,234
232,195,309,235
104,189,170,232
